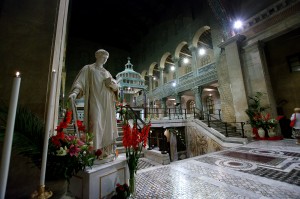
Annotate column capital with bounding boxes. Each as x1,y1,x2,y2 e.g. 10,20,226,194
172,57,180,63
191,86,202,94
188,45,197,53
218,34,246,49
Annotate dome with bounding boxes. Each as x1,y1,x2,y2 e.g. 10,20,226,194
116,58,146,94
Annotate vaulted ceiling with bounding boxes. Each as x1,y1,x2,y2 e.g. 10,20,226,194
68,0,276,52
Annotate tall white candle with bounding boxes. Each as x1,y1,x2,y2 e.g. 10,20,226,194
0,72,21,199
40,70,57,186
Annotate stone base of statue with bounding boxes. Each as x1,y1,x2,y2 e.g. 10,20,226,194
69,155,129,199
94,154,116,165
93,143,117,164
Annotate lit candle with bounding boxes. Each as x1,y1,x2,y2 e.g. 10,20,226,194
0,72,21,199
40,70,57,186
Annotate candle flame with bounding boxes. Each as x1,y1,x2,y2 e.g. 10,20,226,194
16,72,20,77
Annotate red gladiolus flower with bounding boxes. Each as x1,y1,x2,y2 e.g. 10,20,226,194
77,120,85,131
60,121,68,128
65,110,72,124
51,137,61,147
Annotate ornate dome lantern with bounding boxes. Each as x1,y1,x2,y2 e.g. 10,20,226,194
116,57,146,106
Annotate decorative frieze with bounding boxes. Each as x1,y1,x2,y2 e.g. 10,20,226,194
136,63,217,105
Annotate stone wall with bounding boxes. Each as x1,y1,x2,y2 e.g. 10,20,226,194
0,0,59,118
186,126,222,158
265,28,300,117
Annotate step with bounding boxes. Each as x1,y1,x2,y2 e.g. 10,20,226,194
116,147,126,154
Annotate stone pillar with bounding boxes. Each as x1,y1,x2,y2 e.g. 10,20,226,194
159,68,164,86
244,41,277,118
175,93,181,105
192,86,203,111
175,93,182,117
218,34,248,122
173,58,180,82
188,45,198,75
148,75,153,92
161,97,167,117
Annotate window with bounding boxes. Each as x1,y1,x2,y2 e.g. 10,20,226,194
287,53,300,72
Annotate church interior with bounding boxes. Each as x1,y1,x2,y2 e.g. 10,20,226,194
0,0,300,198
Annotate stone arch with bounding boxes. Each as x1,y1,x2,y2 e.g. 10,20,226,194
148,62,157,76
186,99,195,114
192,26,211,48
141,70,148,80
174,41,188,59
159,52,172,69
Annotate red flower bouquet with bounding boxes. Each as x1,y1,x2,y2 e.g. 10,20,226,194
47,110,96,182
122,121,151,195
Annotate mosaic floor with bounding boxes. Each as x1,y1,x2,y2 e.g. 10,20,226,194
134,139,300,199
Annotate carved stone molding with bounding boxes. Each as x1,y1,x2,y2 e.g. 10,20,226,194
136,62,217,105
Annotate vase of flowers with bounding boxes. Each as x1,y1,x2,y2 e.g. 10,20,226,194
267,118,278,137
121,108,151,197
47,110,96,183
122,122,151,196
112,183,130,199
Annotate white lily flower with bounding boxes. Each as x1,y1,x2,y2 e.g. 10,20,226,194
56,146,68,156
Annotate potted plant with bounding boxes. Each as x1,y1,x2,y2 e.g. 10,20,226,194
245,92,270,138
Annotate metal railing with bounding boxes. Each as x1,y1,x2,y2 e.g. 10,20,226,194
118,105,245,138
206,112,245,138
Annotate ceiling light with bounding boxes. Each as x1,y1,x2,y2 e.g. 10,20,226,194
199,48,206,56
233,20,243,29
153,76,156,80
170,66,175,71
183,58,189,64
172,82,176,87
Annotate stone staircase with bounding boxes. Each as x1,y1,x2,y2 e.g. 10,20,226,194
116,121,126,154
205,119,243,137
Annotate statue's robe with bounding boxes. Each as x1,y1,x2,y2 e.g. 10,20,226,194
70,64,118,151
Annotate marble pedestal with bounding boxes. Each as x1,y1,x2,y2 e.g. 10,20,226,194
69,156,128,199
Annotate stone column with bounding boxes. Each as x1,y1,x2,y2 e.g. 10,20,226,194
192,86,203,111
244,41,277,118
188,45,198,76
173,58,180,82
159,68,164,86
175,93,182,117
161,97,167,117
148,75,153,92
218,34,248,122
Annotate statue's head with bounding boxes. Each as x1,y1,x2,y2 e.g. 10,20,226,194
95,49,109,59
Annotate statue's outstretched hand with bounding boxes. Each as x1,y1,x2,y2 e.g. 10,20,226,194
69,93,77,101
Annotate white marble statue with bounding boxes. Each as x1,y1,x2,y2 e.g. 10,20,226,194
69,49,118,158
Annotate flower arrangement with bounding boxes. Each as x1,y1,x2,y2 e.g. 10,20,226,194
267,118,278,129
111,183,130,199
245,92,278,128
250,112,278,130
47,110,97,182
121,105,151,196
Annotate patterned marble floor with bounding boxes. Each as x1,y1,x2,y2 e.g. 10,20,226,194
134,139,300,199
